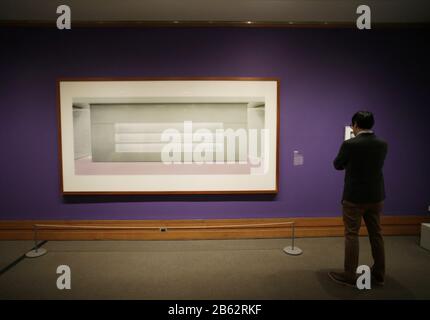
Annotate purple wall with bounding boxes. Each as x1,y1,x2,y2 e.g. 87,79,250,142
0,27,429,220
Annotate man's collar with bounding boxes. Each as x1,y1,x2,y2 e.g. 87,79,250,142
356,130,374,136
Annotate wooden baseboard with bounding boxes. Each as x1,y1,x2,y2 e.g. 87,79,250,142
0,216,428,240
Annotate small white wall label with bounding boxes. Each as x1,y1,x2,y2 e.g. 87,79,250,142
293,150,304,166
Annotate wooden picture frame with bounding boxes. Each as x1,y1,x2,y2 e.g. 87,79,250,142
58,78,279,194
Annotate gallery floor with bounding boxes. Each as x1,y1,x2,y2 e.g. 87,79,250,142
1,236,429,300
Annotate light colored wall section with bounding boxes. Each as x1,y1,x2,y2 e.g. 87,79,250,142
247,106,265,130
73,108,91,159
247,105,265,159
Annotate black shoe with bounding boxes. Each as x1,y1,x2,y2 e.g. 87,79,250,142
328,271,356,288
371,276,385,287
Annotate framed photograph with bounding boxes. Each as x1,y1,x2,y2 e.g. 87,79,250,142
58,78,279,194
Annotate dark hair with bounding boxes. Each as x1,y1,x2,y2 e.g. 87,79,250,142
352,111,374,129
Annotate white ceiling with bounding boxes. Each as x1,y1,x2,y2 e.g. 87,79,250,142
1,0,429,23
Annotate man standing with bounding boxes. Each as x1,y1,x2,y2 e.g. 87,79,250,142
329,111,388,287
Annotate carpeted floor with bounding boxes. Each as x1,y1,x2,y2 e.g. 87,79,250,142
0,236,429,299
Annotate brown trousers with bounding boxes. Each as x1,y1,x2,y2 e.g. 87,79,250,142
342,200,385,281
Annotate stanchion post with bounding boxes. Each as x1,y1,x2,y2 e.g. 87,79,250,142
292,223,295,249
25,224,47,258
283,222,303,256
34,225,38,253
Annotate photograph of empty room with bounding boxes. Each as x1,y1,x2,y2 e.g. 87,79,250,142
59,79,278,193
73,99,265,175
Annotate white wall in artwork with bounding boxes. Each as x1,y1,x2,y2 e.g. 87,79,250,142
73,107,91,159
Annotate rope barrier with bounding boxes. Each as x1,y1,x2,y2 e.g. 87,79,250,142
25,221,302,257
33,221,295,230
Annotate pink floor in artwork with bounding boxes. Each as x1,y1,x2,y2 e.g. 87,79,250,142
75,158,252,175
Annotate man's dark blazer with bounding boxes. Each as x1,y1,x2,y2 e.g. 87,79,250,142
334,132,388,203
